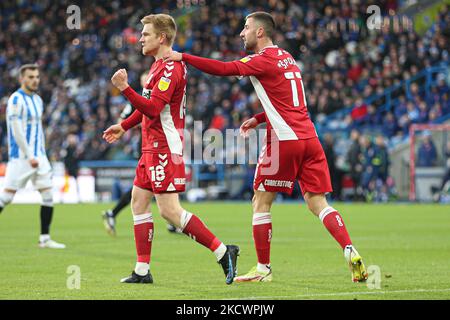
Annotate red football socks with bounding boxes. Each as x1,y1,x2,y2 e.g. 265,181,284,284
181,211,222,252
133,213,154,263
252,212,272,265
319,207,352,249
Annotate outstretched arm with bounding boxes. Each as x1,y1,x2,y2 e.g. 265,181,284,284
164,51,265,77
182,53,240,76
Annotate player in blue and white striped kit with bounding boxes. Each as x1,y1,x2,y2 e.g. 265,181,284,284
0,64,65,249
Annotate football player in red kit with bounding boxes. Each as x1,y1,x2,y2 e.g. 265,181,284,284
103,14,239,285
164,11,367,283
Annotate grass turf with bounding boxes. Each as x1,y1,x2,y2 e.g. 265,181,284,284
0,202,449,300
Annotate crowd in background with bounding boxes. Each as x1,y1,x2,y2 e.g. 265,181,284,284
0,0,449,201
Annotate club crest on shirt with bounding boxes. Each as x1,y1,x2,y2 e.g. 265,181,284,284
158,77,171,91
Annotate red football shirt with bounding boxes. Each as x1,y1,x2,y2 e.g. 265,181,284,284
141,59,187,155
232,46,317,141
183,46,317,141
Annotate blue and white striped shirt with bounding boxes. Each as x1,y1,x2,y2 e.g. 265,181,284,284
6,89,46,160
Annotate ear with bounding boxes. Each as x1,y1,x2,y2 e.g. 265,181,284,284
159,32,167,44
256,26,264,38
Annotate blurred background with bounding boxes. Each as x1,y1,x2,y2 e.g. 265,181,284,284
0,0,449,203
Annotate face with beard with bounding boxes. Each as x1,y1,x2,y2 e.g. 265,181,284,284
20,69,40,93
239,17,260,51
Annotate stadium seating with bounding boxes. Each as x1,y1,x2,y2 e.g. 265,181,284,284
0,0,448,201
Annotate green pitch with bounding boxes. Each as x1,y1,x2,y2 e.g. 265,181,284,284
0,202,449,300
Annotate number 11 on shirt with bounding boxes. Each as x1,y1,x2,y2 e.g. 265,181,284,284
284,72,307,108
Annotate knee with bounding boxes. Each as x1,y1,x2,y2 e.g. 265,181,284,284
305,194,328,217
131,196,147,214
40,189,53,207
252,195,271,213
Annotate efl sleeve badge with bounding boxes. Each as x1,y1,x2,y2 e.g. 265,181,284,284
158,77,171,92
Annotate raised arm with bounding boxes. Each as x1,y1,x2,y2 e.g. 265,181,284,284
121,86,166,120
111,69,167,120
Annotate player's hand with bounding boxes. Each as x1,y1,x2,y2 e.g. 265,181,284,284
163,50,182,62
103,124,125,143
239,117,258,138
111,69,129,91
29,158,39,168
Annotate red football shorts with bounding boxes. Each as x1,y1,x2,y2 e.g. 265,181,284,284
134,152,186,194
253,137,332,195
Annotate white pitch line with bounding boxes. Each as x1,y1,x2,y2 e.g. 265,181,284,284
224,288,450,300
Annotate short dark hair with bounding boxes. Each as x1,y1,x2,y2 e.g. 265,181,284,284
19,63,39,76
246,11,276,39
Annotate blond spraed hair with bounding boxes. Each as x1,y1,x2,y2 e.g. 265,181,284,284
141,14,177,46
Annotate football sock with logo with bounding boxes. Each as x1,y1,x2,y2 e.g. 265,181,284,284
252,212,272,266
133,213,154,275
180,210,226,260
319,207,352,249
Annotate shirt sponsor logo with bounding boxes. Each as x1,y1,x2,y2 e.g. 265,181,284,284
174,178,186,185
264,179,293,188
158,77,171,91
142,88,151,99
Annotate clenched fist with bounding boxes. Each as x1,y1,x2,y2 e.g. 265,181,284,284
111,69,129,91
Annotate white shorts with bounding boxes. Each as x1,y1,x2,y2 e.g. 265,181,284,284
3,157,53,191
